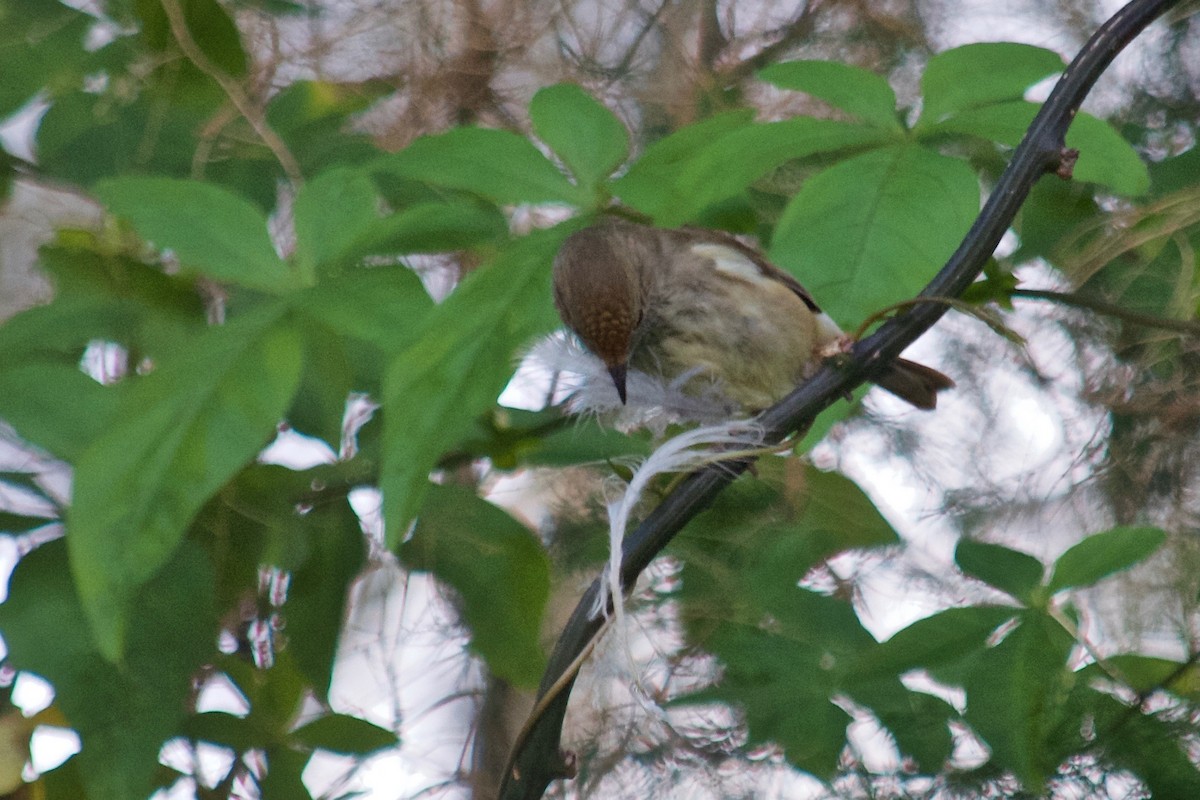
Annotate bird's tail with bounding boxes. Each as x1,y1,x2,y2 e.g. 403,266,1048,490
873,358,955,410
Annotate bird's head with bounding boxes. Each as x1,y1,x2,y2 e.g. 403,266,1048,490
552,224,647,404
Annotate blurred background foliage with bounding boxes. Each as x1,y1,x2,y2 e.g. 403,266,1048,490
0,0,1199,798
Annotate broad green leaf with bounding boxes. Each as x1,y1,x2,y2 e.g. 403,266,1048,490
0,364,120,461
963,610,1074,789
531,83,629,194
770,144,978,326
1048,526,1166,592
290,713,398,755
70,308,303,660
379,228,564,538
403,484,549,685
926,101,1150,195
758,60,901,131
293,167,380,279
918,43,1063,126
955,539,1044,603
678,589,874,777
377,127,585,205
661,118,894,226
612,109,754,219
851,679,956,770
867,605,1019,675
796,466,902,551
343,201,509,262
95,177,297,292
293,264,432,356
0,0,92,117
260,746,313,800
184,711,257,752
0,539,216,799
284,500,365,698
289,323,356,445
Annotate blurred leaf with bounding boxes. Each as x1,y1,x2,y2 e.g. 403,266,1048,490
379,228,564,537
0,510,56,534
403,484,549,686
260,745,313,800
266,80,384,178
962,610,1074,789
612,109,754,218
343,200,509,263
0,539,216,799
1080,654,1200,699
70,307,302,660
867,605,1019,675
770,144,977,326
135,0,248,76
918,43,1063,126
642,118,894,226
96,177,298,292
184,711,256,752
955,539,1044,603
531,83,629,195
293,264,433,357
377,127,585,205
284,500,365,698
0,0,92,117
289,323,355,445
290,713,398,755
797,466,902,551
293,167,380,280
927,101,1149,195
1087,689,1200,797
1048,526,1166,592
758,60,901,131
679,588,875,777
852,679,956,770
0,364,120,461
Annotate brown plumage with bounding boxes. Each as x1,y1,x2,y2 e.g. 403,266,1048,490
552,219,954,412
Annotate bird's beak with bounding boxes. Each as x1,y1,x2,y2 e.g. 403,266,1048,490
608,363,628,405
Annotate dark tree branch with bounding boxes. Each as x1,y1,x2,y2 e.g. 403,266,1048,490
499,2,1183,798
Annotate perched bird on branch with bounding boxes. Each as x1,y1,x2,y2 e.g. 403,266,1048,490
552,219,953,414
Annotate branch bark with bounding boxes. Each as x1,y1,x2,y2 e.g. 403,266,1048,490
499,2,1184,798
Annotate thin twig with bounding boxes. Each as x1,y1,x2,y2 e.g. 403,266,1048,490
1012,288,1200,335
160,0,303,186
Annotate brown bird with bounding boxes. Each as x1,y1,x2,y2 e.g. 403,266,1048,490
552,219,953,412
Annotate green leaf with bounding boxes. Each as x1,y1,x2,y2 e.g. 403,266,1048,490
184,711,257,752
1091,690,1200,797
293,167,380,280
530,83,629,194
770,144,978,326
95,177,297,292
611,109,754,219
1048,526,1167,592
867,605,1019,675
851,679,956,771
1080,654,1200,699
403,484,550,686
962,610,1075,790
918,43,1064,126
926,101,1149,195
290,713,398,755
135,0,248,77
954,539,1044,603
284,500,365,698
376,127,585,205
293,265,433,356
0,510,56,534
0,539,217,799
379,228,563,538
678,589,875,777
0,0,92,117
0,364,121,461
343,200,509,262
796,466,902,551
758,60,901,131
654,118,894,226
69,308,303,660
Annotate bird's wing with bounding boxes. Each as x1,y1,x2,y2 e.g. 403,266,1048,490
676,227,822,313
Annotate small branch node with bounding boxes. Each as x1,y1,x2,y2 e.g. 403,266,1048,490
1056,148,1081,180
